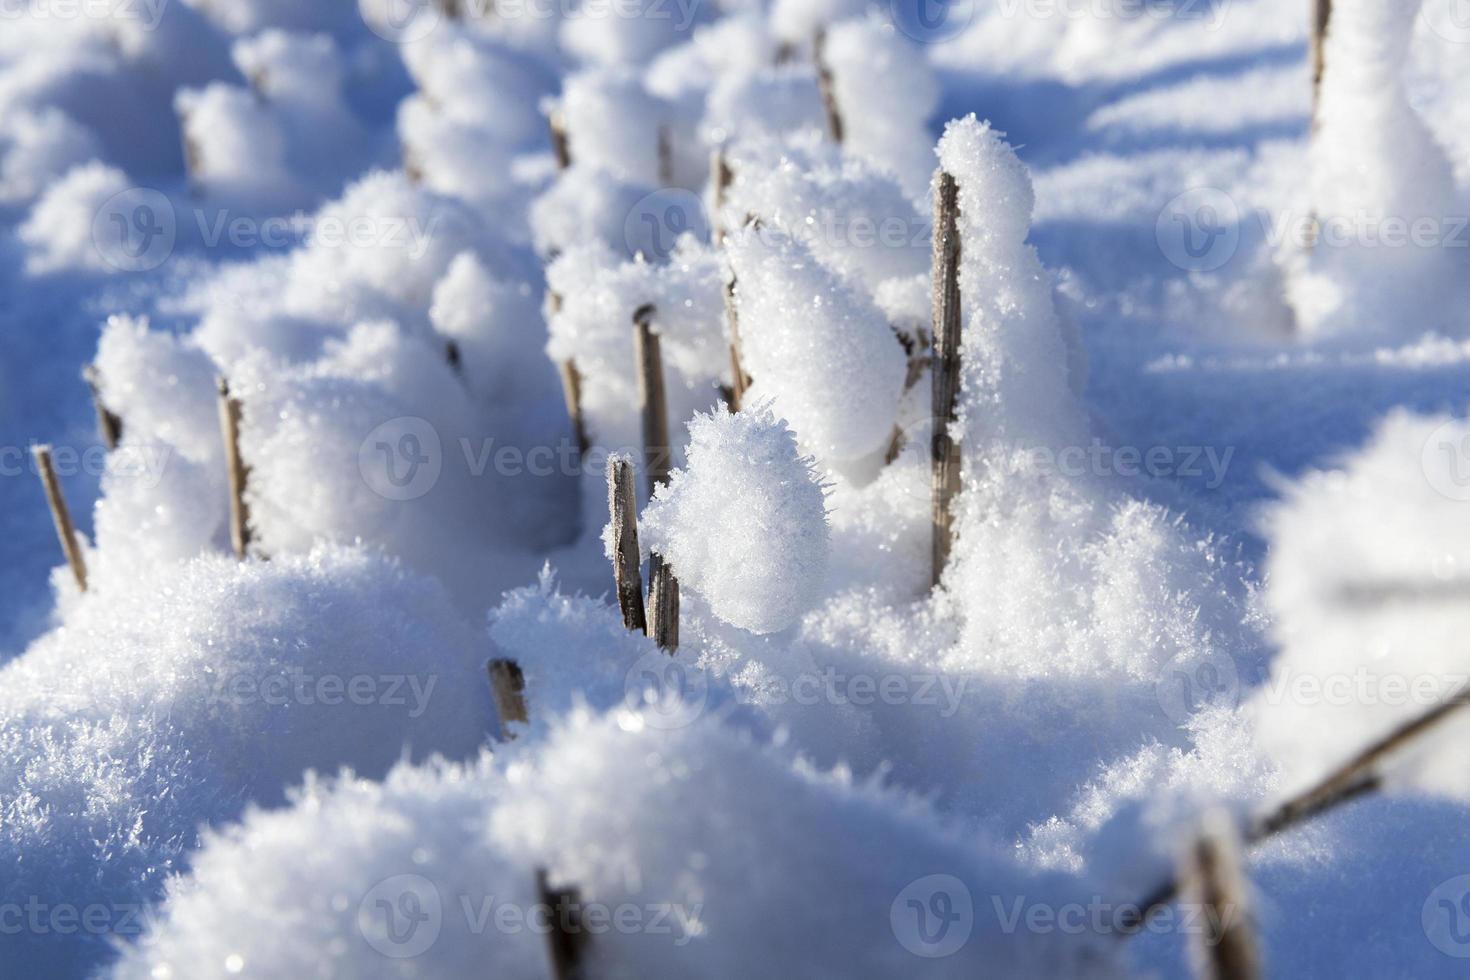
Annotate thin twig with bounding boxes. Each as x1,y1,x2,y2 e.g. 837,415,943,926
1183,812,1260,980
608,455,648,634
1122,685,1470,934
82,366,123,450
487,658,528,741
217,377,251,561
32,445,87,592
930,170,963,588
813,28,844,145
536,869,587,980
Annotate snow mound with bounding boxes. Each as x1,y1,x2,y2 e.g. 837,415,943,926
640,405,830,634
110,711,1124,980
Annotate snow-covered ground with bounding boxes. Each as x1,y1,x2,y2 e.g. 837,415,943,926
3,0,1470,976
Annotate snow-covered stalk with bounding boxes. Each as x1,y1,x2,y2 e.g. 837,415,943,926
549,110,572,171
813,29,845,145
608,455,648,633
216,377,252,561
32,445,88,593
1311,0,1333,123
536,869,589,980
723,271,751,411
648,556,680,652
633,304,671,494
711,149,733,247
550,291,590,454
486,658,528,741
930,170,963,587
82,365,122,450
1182,812,1259,980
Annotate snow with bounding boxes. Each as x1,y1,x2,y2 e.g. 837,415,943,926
110,710,1124,980
0,545,493,976
3,0,1470,976
640,405,830,634
725,223,908,462
1253,410,1470,801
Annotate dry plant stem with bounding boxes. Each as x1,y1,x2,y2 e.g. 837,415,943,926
82,366,123,450
32,445,88,592
549,110,572,171
813,28,844,144
548,292,590,455
1123,685,1470,935
217,377,252,561
487,658,529,741
608,456,648,634
723,273,750,411
1311,0,1332,124
930,170,963,588
536,869,588,980
711,149,734,247
647,554,680,653
1183,817,1260,980
633,304,671,495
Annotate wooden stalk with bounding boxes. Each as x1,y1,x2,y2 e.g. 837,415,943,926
536,869,587,980
548,292,589,455
723,274,751,411
813,28,844,145
633,304,671,495
607,455,648,634
930,170,963,588
647,556,679,653
217,377,252,561
82,366,123,450
549,110,572,171
711,148,734,247
32,446,88,592
1310,0,1332,125
1182,812,1259,980
487,658,528,741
